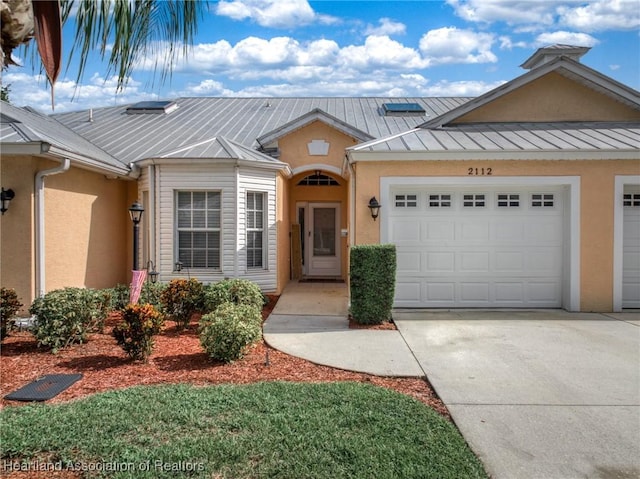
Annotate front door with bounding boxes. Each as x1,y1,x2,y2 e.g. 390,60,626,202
307,203,341,277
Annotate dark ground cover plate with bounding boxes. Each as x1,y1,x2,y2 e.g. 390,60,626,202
4,374,83,402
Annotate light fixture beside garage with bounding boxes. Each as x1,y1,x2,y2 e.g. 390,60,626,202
1,187,15,215
368,197,381,220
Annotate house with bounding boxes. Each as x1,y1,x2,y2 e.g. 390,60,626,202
1,45,639,313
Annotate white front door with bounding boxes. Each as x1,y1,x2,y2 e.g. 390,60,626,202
307,203,341,277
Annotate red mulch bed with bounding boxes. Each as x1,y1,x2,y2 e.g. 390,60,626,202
0,296,446,419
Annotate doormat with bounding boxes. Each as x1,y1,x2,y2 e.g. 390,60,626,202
4,374,83,402
299,278,345,283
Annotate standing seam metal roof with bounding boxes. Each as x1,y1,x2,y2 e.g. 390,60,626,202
52,97,470,164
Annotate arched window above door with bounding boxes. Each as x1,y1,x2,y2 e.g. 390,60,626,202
297,173,339,186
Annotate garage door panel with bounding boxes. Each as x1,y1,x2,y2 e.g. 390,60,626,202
397,251,421,274
623,186,640,308
460,252,490,272
426,252,455,272
390,186,565,308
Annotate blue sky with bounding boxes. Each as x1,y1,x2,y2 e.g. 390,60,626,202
3,0,639,112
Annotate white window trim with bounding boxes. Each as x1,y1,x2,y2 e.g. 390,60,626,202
246,191,267,270
380,176,581,311
174,190,222,271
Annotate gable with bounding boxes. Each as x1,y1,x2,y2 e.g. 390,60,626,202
453,72,640,124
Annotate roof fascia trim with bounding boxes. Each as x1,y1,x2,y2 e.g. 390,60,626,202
348,149,640,162
0,141,51,155
135,156,289,171
45,145,131,176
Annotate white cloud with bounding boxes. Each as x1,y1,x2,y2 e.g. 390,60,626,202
533,31,599,47
215,0,337,28
446,0,555,26
447,0,640,33
557,0,640,32
2,70,158,113
419,27,497,65
423,79,506,96
364,18,406,36
339,35,427,71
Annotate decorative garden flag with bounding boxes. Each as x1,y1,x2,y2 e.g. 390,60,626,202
130,270,147,304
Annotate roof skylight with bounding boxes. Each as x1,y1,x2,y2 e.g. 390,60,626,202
126,100,178,115
382,103,426,116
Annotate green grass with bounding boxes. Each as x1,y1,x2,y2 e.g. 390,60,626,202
1,382,487,479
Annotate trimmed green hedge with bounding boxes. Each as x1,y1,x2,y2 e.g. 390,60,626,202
349,244,397,325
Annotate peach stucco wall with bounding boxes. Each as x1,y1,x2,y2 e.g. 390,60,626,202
0,155,132,312
278,120,354,280
456,73,640,123
352,159,640,312
276,173,290,293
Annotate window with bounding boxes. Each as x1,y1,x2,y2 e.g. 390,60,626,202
176,191,221,269
463,194,486,207
395,194,418,207
531,193,555,208
497,193,520,207
297,174,339,186
428,194,451,208
623,193,640,207
382,103,426,116
126,100,178,115
246,192,266,269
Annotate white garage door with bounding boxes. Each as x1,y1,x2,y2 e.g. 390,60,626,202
622,186,640,309
389,186,565,308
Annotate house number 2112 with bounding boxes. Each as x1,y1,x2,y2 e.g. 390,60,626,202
468,167,492,176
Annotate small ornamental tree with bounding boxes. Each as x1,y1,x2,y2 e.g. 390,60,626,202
1,287,23,340
160,278,204,330
113,303,164,361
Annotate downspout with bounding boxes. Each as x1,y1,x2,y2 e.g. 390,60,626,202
234,161,240,278
35,158,71,297
148,164,156,273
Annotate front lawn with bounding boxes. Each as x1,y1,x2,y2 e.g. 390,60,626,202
1,382,487,479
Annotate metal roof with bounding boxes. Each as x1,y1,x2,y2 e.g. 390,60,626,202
53,97,470,164
349,122,640,156
0,101,126,173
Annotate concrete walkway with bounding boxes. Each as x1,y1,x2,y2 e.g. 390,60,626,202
263,281,423,376
264,282,640,479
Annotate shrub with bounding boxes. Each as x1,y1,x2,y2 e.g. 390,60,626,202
349,244,397,325
203,278,265,314
199,303,262,363
139,281,166,312
160,278,204,330
104,283,130,311
30,287,110,353
113,303,164,361
1,287,23,340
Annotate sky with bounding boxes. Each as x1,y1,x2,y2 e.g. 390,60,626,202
2,0,639,113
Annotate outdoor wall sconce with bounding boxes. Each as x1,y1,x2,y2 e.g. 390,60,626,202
368,196,381,221
146,260,159,284
1,188,15,215
174,261,183,272
128,202,144,270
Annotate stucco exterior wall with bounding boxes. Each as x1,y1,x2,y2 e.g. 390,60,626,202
352,158,640,311
278,121,355,280
276,173,290,293
43,165,130,292
0,155,130,312
0,155,39,313
455,73,640,123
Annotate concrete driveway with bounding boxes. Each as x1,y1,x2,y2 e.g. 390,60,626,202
394,310,640,479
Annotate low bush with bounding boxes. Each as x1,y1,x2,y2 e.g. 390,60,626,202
104,283,130,311
160,278,204,330
1,287,23,340
199,303,262,363
350,244,397,325
29,287,110,353
113,303,164,361
203,278,265,313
